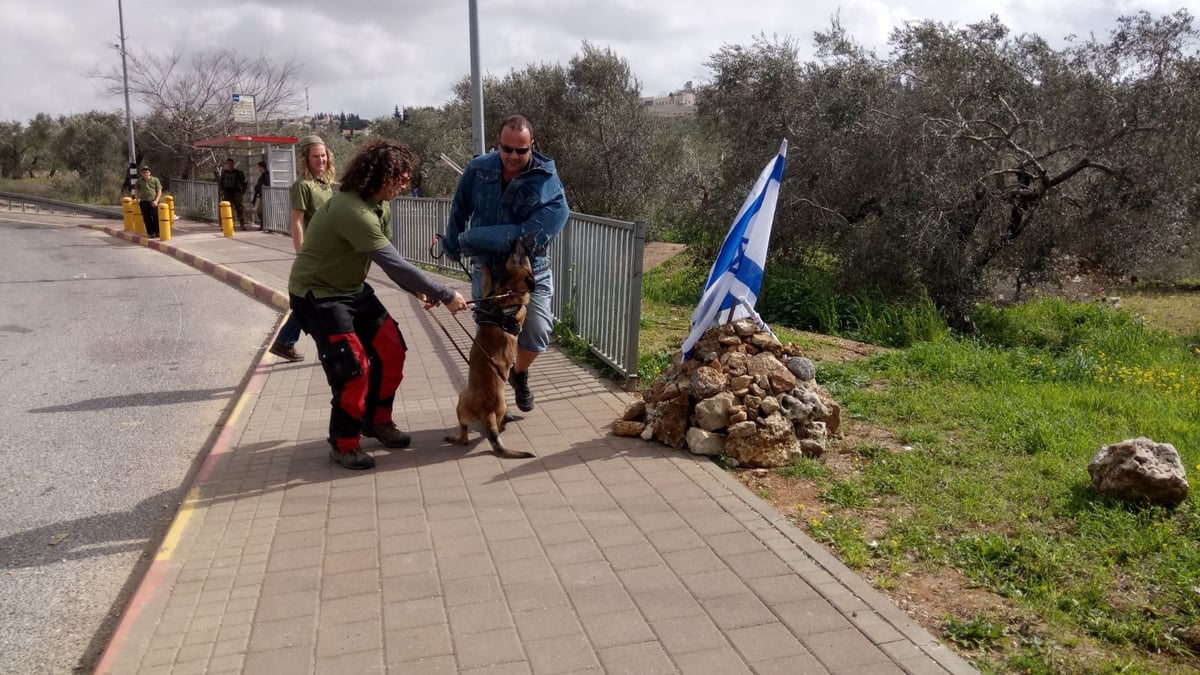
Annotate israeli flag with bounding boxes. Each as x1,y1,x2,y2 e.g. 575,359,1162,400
682,140,787,358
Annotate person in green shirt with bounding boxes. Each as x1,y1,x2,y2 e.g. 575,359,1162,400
134,165,164,238
288,139,469,470
269,135,336,363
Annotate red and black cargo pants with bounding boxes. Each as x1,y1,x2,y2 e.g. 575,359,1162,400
289,283,408,453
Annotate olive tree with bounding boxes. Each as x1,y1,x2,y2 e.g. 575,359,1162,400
370,106,471,198
51,112,126,197
698,12,1200,329
445,42,705,227
96,49,305,179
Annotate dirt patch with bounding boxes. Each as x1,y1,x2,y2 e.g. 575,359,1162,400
732,420,1032,668
643,242,687,272
793,331,890,363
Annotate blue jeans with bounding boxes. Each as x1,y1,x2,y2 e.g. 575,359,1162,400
277,311,303,346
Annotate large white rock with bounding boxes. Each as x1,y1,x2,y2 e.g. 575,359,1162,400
693,391,737,431
686,427,726,457
1088,437,1189,506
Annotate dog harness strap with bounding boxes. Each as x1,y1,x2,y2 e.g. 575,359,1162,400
474,303,523,336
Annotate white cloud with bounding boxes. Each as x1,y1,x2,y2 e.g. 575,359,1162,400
0,0,1196,122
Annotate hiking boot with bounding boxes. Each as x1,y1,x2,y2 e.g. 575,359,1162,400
269,341,304,362
328,447,375,470
363,422,411,448
509,368,535,412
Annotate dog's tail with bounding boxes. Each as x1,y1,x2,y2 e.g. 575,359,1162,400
485,418,534,459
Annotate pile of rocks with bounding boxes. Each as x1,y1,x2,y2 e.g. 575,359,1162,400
614,318,842,468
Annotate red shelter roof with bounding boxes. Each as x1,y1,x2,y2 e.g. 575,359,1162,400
192,135,298,149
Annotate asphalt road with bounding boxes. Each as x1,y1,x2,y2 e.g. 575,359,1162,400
0,214,278,673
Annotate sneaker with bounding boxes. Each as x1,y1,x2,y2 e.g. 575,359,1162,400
509,368,535,412
329,447,375,470
269,341,304,362
363,422,411,448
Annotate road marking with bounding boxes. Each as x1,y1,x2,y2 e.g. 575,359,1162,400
155,487,199,561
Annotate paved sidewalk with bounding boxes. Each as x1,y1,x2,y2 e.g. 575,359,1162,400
85,222,976,674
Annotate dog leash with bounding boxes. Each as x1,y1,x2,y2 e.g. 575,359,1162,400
430,234,473,277
426,306,511,382
424,290,522,381
425,305,471,365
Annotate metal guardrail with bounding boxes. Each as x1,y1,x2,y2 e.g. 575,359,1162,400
170,179,219,221
261,185,291,234
390,197,645,384
134,181,646,383
551,211,646,384
0,191,123,219
391,197,457,274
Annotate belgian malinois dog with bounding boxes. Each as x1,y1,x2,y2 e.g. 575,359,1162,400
445,238,537,459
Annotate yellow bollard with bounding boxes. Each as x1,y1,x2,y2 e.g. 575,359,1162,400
165,195,175,225
132,201,146,235
158,202,172,241
122,197,134,231
219,200,234,237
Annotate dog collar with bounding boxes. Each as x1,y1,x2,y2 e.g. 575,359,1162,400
474,302,523,336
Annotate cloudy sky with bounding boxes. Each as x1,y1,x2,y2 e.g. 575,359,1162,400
0,0,1194,123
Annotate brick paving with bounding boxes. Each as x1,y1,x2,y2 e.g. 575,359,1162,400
88,223,977,674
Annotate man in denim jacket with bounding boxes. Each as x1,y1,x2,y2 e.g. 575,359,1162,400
443,114,569,413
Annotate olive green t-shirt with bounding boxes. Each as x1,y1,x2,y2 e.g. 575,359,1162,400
289,178,333,229
288,191,393,298
135,176,162,201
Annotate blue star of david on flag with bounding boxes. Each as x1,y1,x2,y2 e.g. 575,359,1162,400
682,140,787,358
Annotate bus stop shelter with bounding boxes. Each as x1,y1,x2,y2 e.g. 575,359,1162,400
192,135,298,232
192,134,298,187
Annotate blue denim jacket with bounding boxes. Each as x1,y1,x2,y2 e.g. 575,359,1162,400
443,150,569,272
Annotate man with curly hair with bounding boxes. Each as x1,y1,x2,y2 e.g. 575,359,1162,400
289,140,469,470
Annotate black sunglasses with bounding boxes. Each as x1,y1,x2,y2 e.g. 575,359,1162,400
499,144,531,156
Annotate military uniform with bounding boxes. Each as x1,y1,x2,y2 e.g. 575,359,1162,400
219,165,248,228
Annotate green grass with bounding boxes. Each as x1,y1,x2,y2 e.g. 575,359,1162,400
813,299,1200,671
0,174,122,205
0,175,65,199
643,253,951,351
635,255,1200,671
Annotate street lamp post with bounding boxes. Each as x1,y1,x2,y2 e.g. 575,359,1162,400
468,0,484,157
117,0,137,194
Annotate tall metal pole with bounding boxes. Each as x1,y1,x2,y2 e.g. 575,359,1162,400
117,0,137,193
468,0,484,157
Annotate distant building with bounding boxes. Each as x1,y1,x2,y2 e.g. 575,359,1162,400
641,91,697,118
